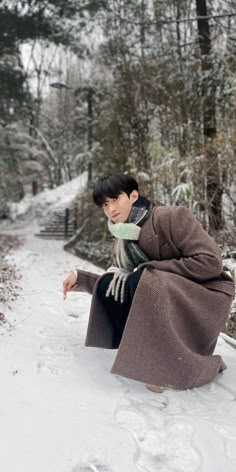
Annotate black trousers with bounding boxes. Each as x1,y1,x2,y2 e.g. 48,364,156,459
96,269,144,348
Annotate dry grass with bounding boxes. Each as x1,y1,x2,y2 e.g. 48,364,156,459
0,234,22,324
224,298,236,340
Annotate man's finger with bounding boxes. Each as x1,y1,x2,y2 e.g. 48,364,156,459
63,281,68,297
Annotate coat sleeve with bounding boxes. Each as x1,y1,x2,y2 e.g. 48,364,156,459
71,269,101,295
142,206,223,281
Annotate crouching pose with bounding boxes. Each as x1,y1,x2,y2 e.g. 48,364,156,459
63,174,235,391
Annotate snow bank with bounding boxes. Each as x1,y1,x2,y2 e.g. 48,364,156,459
8,173,87,224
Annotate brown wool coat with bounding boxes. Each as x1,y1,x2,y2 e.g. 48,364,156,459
73,206,235,390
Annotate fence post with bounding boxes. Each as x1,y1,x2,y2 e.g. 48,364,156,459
65,208,69,239
73,205,77,233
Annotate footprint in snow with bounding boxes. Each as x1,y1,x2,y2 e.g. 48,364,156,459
36,359,68,375
39,304,61,315
36,327,55,338
39,342,72,356
115,399,200,472
71,462,113,472
67,313,80,318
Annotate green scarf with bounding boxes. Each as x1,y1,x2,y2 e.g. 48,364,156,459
108,196,153,271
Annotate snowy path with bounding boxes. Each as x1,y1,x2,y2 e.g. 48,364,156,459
1,231,236,472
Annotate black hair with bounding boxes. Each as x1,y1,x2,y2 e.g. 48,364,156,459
92,173,139,207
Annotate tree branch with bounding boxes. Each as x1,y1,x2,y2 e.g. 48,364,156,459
109,11,236,27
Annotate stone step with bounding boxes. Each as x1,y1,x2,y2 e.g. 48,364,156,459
38,231,73,236
42,225,75,231
44,222,75,228
41,230,74,235
35,205,77,240
51,218,75,223
35,234,69,240
46,217,75,222
38,227,73,232
41,222,75,228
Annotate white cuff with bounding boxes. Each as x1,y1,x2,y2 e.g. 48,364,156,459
72,269,78,279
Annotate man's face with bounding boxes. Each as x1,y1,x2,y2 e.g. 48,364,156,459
102,190,139,223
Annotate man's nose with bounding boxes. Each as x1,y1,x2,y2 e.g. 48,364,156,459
109,202,117,213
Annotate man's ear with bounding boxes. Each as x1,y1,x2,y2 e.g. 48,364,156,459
130,190,139,203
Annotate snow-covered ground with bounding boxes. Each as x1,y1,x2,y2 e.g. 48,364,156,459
1,225,236,472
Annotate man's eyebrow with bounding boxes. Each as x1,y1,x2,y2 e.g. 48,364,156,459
103,195,118,203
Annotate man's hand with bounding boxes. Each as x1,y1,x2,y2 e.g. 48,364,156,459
63,271,77,299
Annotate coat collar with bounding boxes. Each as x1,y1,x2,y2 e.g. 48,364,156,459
138,208,160,260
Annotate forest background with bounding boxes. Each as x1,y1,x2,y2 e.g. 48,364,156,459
1,0,236,248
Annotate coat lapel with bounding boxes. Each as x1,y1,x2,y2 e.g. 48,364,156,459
138,211,160,260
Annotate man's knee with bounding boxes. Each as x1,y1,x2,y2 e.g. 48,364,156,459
126,269,144,294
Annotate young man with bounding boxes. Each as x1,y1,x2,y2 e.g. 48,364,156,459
63,174,235,391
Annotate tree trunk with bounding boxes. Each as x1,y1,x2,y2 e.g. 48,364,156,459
87,87,94,183
195,0,223,230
